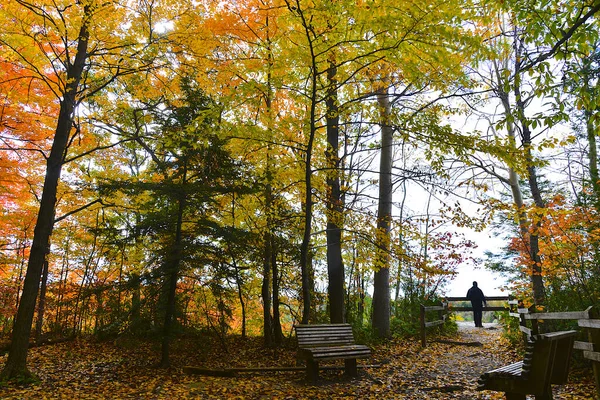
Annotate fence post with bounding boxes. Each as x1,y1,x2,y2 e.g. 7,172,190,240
420,304,426,348
588,307,600,394
438,301,445,325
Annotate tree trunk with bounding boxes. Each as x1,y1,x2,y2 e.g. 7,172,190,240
34,259,49,345
262,229,273,345
271,245,283,344
1,8,90,379
325,58,345,324
372,87,393,338
494,39,547,306
235,269,246,339
514,61,547,305
160,173,187,368
130,272,141,333
587,108,600,202
394,141,409,305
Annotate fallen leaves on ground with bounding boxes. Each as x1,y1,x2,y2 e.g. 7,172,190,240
0,326,596,399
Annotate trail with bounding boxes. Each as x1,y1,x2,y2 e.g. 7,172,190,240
388,322,594,399
377,322,514,399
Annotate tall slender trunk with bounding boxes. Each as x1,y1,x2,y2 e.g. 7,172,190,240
271,247,283,343
235,269,246,339
513,38,546,305
372,86,393,338
262,14,276,343
160,175,186,368
326,57,345,323
1,7,91,379
130,214,142,333
262,226,273,345
394,140,408,305
34,259,49,344
293,0,317,324
582,59,600,277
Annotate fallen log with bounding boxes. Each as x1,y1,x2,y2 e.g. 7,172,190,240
183,364,381,377
433,339,483,347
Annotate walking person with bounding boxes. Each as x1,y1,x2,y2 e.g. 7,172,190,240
466,281,487,327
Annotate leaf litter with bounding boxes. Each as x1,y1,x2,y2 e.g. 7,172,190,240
0,325,595,399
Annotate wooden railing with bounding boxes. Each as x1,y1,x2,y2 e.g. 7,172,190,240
510,303,600,395
445,296,511,312
419,302,448,348
419,296,511,348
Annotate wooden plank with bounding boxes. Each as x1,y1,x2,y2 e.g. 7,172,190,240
574,341,594,351
519,325,532,336
310,352,372,360
525,310,590,320
579,319,600,329
487,361,523,376
425,320,445,328
509,312,520,317
295,323,352,328
450,306,507,312
423,305,446,311
311,350,371,359
584,351,600,363
445,296,510,301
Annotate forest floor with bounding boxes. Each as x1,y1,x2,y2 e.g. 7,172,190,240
0,323,596,399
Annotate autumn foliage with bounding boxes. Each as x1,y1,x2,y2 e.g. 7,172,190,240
0,0,599,394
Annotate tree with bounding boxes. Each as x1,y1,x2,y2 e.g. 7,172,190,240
0,0,167,379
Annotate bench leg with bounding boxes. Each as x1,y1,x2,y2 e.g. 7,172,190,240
344,358,358,377
534,388,553,400
306,360,319,383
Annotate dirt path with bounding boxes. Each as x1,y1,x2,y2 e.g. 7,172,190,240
382,322,594,399
369,322,515,399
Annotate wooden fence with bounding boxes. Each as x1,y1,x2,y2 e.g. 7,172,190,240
419,296,511,348
419,302,447,347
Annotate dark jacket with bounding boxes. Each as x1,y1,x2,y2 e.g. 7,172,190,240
466,286,486,308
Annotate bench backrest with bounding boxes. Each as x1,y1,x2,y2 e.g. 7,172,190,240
295,324,355,348
524,330,577,392
542,330,577,384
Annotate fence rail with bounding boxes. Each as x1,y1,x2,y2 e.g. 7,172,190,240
446,296,511,312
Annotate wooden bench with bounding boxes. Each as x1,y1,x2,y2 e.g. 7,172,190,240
294,323,371,382
478,330,577,399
